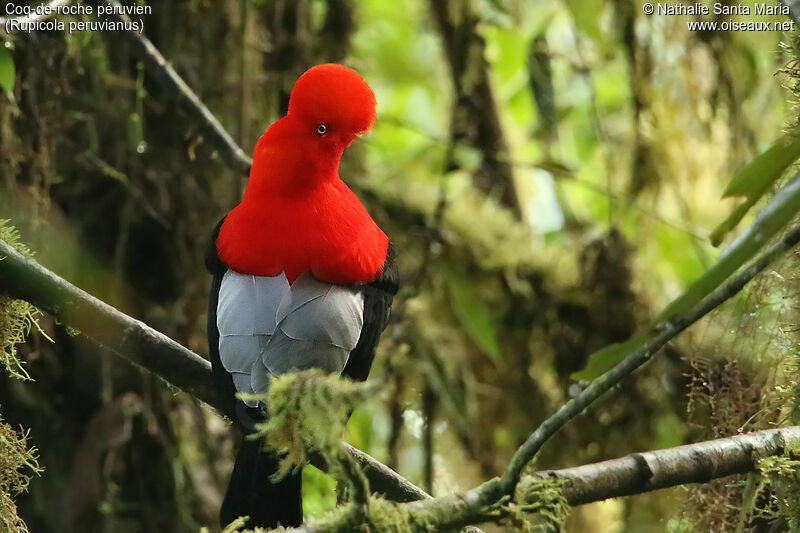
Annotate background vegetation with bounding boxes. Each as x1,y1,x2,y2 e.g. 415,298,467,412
2,0,800,531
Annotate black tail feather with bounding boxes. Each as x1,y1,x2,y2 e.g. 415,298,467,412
220,436,303,529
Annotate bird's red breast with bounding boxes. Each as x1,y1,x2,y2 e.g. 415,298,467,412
216,64,388,285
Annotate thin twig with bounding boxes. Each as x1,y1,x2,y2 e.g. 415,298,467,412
536,425,800,505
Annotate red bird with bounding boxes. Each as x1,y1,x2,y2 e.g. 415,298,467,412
206,64,398,529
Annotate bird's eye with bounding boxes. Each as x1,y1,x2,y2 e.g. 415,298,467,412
316,124,328,136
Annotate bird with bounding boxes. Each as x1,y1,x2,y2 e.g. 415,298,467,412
205,64,398,530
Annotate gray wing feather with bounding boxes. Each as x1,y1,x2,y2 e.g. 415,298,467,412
217,270,290,404
275,272,365,349
257,272,365,387
218,270,365,403
260,330,352,376
217,270,289,337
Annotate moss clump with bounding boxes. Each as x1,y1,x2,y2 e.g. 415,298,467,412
214,516,286,533
0,410,41,533
509,476,570,532
219,495,420,533
0,297,36,381
0,222,44,532
781,34,800,132
0,220,40,381
305,477,569,533
308,496,417,533
755,455,800,532
245,369,380,480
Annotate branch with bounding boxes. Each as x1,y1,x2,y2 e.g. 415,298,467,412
429,0,520,213
0,238,424,503
101,0,252,175
0,237,214,403
285,426,800,532
540,426,800,505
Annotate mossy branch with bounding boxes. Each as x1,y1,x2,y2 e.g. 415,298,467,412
276,428,800,532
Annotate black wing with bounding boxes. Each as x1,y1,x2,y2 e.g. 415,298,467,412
342,243,399,382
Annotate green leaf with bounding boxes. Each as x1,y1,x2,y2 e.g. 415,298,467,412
563,0,603,44
571,332,650,381
710,134,800,246
0,46,14,97
445,266,503,368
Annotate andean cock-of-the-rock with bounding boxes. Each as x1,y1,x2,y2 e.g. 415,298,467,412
206,64,398,529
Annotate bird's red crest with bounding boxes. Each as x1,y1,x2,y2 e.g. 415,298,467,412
288,64,377,137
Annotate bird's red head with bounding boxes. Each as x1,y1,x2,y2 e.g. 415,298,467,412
246,64,377,194
288,63,377,143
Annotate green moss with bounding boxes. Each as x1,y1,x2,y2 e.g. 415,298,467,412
220,495,423,533
245,370,381,481
510,477,570,532
0,411,41,533
755,455,800,532
0,222,43,532
309,496,415,533
0,221,40,381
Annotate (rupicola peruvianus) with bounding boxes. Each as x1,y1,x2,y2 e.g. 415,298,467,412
205,64,398,529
